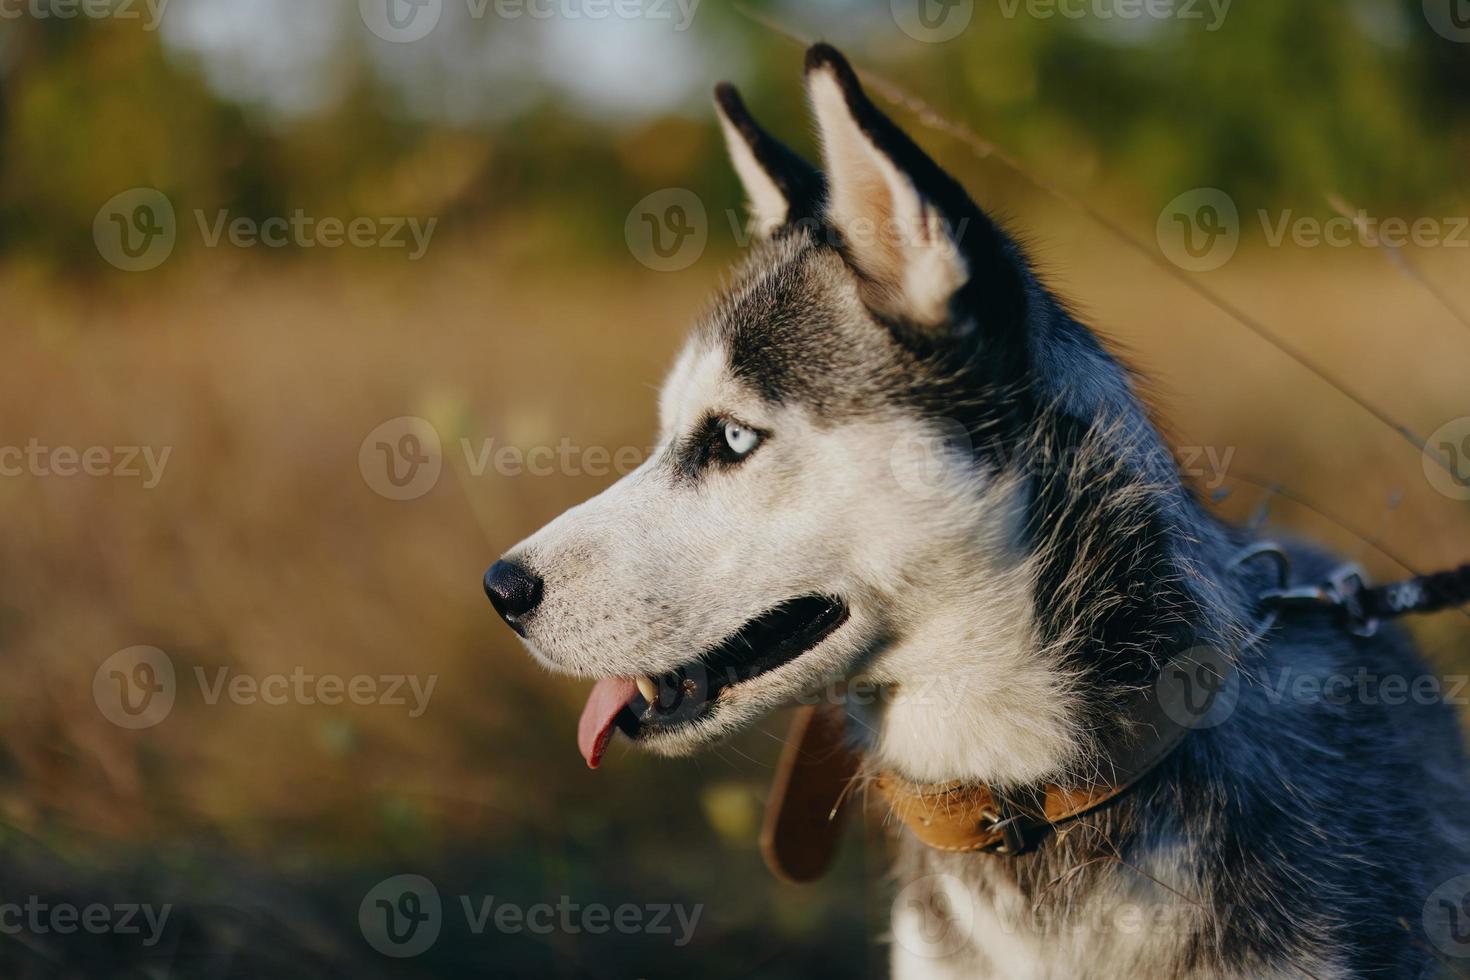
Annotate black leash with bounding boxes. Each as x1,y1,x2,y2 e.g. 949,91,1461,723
1235,542,1470,639
1359,564,1470,620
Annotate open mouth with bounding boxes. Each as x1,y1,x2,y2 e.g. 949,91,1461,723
576,594,849,768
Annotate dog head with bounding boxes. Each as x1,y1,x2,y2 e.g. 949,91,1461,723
486,45,1082,779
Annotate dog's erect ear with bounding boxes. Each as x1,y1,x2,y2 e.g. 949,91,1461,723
804,44,1025,338
714,82,825,239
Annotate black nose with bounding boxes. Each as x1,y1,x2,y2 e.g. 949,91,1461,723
484,559,543,632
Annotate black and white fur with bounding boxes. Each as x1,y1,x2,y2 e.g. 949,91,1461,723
494,45,1470,978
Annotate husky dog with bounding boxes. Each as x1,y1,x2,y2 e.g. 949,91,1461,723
485,44,1470,979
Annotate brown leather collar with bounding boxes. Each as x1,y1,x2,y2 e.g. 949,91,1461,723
873,708,1190,855
875,774,1123,854
761,679,1198,879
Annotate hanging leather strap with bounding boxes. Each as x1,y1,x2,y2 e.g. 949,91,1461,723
759,702,862,883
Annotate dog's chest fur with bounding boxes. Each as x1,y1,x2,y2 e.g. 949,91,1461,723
888,841,1287,980
892,840,1209,980
865,574,1470,979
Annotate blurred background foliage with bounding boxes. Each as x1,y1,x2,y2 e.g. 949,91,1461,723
3,0,1470,270
0,1,1468,976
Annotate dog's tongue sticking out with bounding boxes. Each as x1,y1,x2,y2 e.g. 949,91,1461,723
578,677,636,768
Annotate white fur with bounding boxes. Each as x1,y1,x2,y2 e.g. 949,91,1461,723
891,841,1347,980
715,108,791,237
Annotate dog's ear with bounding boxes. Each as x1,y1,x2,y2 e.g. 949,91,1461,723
804,44,1025,340
714,82,824,239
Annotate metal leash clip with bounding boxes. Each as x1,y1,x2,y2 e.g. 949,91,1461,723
1257,561,1378,638
1232,542,1379,640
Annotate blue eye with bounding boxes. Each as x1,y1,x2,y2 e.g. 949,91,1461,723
723,421,759,457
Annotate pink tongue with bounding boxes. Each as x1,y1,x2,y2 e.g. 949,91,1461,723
577,677,637,769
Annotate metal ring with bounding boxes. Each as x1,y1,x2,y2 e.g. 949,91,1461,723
1231,541,1291,647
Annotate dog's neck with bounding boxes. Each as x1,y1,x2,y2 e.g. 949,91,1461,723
854,534,1072,786
853,531,1083,788
854,309,1247,790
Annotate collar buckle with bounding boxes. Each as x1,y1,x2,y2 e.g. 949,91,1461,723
983,788,1038,854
